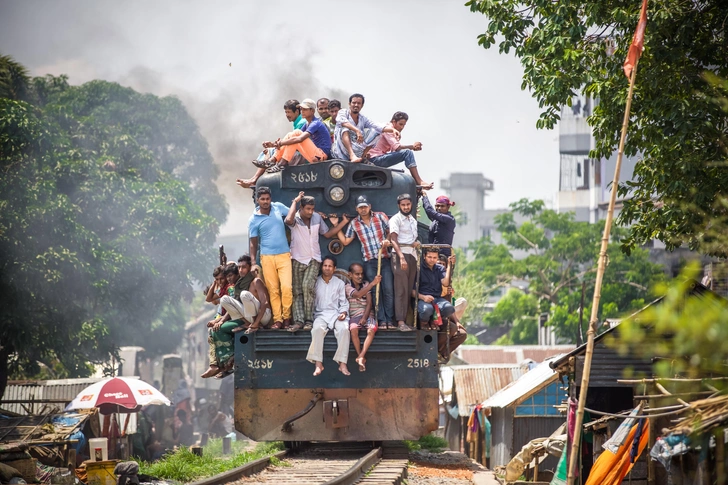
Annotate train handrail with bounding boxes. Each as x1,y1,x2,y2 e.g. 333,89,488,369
281,391,322,432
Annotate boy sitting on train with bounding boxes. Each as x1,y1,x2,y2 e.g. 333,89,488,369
253,99,332,173
201,265,229,379
285,191,343,333
417,248,456,330
306,256,352,376
332,93,398,163
207,257,274,377
365,111,434,190
322,98,340,141
237,99,307,188
202,262,241,378
346,263,381,372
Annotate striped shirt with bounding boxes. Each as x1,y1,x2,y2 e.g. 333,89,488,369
332,109,384,160
345,212,390,262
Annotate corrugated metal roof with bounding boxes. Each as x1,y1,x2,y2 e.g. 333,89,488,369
455,345,576,365
3,378,103,416
452,364,526,416
481,357,563,409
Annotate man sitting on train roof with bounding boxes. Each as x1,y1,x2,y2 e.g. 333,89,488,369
347,262,380,372
237,99,306,188
331,195,395,329
306,256,351,376
417,248,456,330
332,93,398,163
249,186,294,330
389,193,419,332
285,191,342,333
366,111,433,190
421,191,456,256
321,98,340,141
252,98,332,174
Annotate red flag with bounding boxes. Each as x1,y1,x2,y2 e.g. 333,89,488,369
623,0,649,79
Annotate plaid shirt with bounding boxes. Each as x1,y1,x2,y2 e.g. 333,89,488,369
345,212,390,261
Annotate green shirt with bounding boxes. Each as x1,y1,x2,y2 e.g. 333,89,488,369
293,114,306,130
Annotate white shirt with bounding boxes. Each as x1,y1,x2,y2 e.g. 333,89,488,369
314,276,350,328
389,212,419,256
287,212,328,265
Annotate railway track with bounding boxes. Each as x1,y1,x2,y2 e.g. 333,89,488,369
194,442,409,485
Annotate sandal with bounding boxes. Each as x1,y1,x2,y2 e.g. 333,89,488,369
270,321,283,330
244,325,259,334
252,158,275,169
398,323,414,332
303,321,313,331
288,323,303,332
266,163,287,173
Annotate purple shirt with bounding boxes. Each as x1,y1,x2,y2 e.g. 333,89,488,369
305,118,332,158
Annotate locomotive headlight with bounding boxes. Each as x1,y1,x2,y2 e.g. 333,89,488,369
329,186,345,202
329,163,345,180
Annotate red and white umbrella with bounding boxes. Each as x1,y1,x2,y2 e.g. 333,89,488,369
66,377,171,414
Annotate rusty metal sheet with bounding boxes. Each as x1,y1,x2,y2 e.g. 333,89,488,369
235,388,439,441
451,365,525,416
323,399,349,429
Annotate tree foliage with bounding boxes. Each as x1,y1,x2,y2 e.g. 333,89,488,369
466,0,728,255
455,199,664,343
0,56,226,395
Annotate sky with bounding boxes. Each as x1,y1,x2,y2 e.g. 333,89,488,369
0,0,560,236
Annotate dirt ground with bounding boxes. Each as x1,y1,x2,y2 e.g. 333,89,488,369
407,450,490,485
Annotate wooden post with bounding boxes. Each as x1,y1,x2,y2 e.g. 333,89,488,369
717,427,726,485
567,59,640,485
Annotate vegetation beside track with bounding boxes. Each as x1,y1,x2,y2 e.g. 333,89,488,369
135,439,284,483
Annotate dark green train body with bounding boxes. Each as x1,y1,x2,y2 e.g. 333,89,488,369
234,161,439,442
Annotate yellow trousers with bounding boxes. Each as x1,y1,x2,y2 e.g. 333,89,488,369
260,253,293,323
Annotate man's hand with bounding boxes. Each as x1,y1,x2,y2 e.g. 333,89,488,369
413,141,423,151
206,319,215,328
381,239,391,249
420,294,435,303
355,130,364,143
273,138,283,149
342,214,350,224
392,130,401,141
213,321,223,331
413,241,421,249
400,256,408,271
294,191,305,203
262,141,275,148
448,255,456,266
371,275,382,286
338,312,347,321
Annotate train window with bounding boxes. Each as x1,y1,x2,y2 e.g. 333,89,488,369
352,170,387,187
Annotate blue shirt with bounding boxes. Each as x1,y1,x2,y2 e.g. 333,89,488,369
419,262,446,298
306,118,332,158
248,201,291,255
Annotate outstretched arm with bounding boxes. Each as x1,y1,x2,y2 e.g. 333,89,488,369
284,191,305,226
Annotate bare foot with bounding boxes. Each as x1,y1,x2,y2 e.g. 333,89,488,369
351,157,363,163
201,366,220,378
313,363,324,376
236,178,257,188
339,363,351,376
356,357,366,372
231,326,245,333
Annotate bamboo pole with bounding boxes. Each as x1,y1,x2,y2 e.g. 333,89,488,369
566,58,640,485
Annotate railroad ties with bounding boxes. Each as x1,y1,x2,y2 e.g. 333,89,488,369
224,442,408,485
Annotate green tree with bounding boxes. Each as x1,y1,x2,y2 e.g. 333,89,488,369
466,0,728,256
0,57,226,397
457,199,664,342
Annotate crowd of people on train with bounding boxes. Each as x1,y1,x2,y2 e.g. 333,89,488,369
201,94,467,379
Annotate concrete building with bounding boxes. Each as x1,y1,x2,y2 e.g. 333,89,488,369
555,94,639,223
439,173,494,250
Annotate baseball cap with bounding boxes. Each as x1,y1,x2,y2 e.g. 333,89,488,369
356,195,370,208
297,98,316,110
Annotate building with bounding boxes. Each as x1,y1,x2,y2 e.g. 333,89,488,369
440,173,494,250
555,94,639,223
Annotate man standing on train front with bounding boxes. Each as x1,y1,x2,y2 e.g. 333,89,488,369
389,194,419,332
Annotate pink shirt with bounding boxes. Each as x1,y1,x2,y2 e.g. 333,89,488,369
368,124,400,157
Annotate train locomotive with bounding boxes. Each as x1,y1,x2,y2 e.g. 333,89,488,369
233,160,441,442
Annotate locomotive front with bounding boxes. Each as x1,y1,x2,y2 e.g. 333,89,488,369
233,161,440,441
